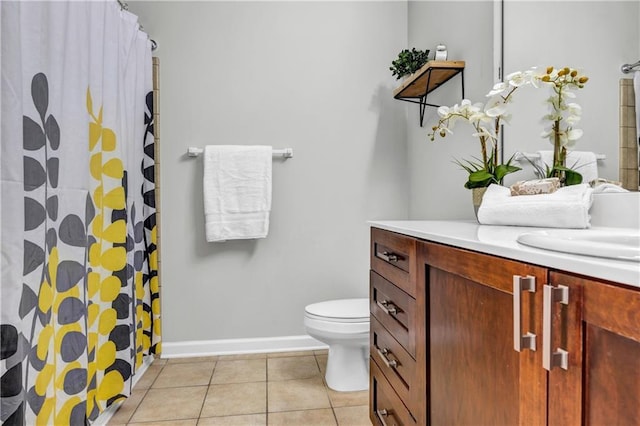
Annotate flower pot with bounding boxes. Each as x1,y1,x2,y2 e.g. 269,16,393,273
472,187,488,220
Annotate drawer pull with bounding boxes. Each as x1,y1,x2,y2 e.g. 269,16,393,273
376,300,398,315
379,251,399,263
377,347,399,369
513,275,536,352
543,284,569,371
376,409,398,426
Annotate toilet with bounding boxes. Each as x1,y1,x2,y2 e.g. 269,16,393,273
304,298,370,392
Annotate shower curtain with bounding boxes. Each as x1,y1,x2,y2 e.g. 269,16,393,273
1,1,161,424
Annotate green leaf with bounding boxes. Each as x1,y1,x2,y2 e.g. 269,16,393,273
564,169,583,185
469,170,493,182
464,178,492,189
494,164,521,181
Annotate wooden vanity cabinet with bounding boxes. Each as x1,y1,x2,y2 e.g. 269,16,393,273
419,240,548,426
370,227,640,426
546,272,640,425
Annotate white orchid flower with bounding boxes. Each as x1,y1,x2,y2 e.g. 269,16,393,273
486,82,508,97
485,104,507,118
507,71,528,87
567,103,582,115
565,114,581,126
544,112,561,122
567,128,583,141
472,127,496,141
437,106,450,117
523,69,539,87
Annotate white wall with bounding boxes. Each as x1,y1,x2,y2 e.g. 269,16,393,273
503,1,639,184
407,1,496,219
128,1,409,346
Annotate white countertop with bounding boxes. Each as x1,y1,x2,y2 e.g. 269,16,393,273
369,220,640,288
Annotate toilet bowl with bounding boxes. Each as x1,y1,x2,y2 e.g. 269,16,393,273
304,298,370,392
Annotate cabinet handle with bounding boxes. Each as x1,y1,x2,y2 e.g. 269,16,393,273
376,300,398,315
379,251,399,263
376,347,399,369
513,275,536,352
376,409,398,426
543,284,569,371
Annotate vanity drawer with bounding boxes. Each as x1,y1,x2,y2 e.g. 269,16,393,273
370,271,416,357
371,316,416,410
370,359,417,426
371,228,416,297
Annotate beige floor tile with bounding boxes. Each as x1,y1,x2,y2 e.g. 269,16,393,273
216,353,267,361
268,356,320,381
200,382,267,417
211,359,266,384
267,350,315,358
129,386,207,423
316,354,328,375
134,364,165,390
334,405,372,426
268,377,331,412
152,357,168,366
107,388,147,424
153,362,215,388
327,389,369,408
128,420,198,426
267,408,337,425
167,355,219,364
197,414,266,425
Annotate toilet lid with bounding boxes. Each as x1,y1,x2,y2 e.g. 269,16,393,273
305,298,369,322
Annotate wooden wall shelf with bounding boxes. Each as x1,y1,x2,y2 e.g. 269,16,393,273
393,60,465,126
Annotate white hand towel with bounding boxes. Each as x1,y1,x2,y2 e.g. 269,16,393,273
477,183,594,229
203,145,272,242
536,150,598,184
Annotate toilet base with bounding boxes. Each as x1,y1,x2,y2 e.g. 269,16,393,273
324,344,370,392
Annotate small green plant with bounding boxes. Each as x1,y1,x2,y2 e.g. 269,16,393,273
390,48,430,80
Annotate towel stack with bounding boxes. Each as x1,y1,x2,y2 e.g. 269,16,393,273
203,145,272,242
477,183,594,229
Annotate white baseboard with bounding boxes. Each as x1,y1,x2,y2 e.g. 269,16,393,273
161,335,328,358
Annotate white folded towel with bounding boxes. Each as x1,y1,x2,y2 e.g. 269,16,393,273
203,145,272,242
477,183,594,229
535,150,598,184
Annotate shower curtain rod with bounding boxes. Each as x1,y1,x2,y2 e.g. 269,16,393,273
117,0,158,52
621,60,640,74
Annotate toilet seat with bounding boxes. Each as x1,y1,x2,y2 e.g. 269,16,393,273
304,298,369,323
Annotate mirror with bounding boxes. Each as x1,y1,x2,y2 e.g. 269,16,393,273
500,1,639,191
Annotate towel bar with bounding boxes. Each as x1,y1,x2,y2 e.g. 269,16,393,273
187,147,293,159
514,152,606,162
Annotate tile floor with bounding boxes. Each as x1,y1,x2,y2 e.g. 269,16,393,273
108,350,372,425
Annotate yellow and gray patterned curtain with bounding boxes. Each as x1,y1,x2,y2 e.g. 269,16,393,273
1,1,161,424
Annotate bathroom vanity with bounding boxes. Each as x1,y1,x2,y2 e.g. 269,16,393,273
369,222,639,426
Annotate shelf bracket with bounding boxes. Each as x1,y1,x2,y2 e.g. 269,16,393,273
418,69,464,127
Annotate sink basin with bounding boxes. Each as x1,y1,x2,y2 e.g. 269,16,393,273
517,229,640,262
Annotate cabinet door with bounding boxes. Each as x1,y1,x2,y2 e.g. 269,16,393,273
547,272,640,426
419,241,547,426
